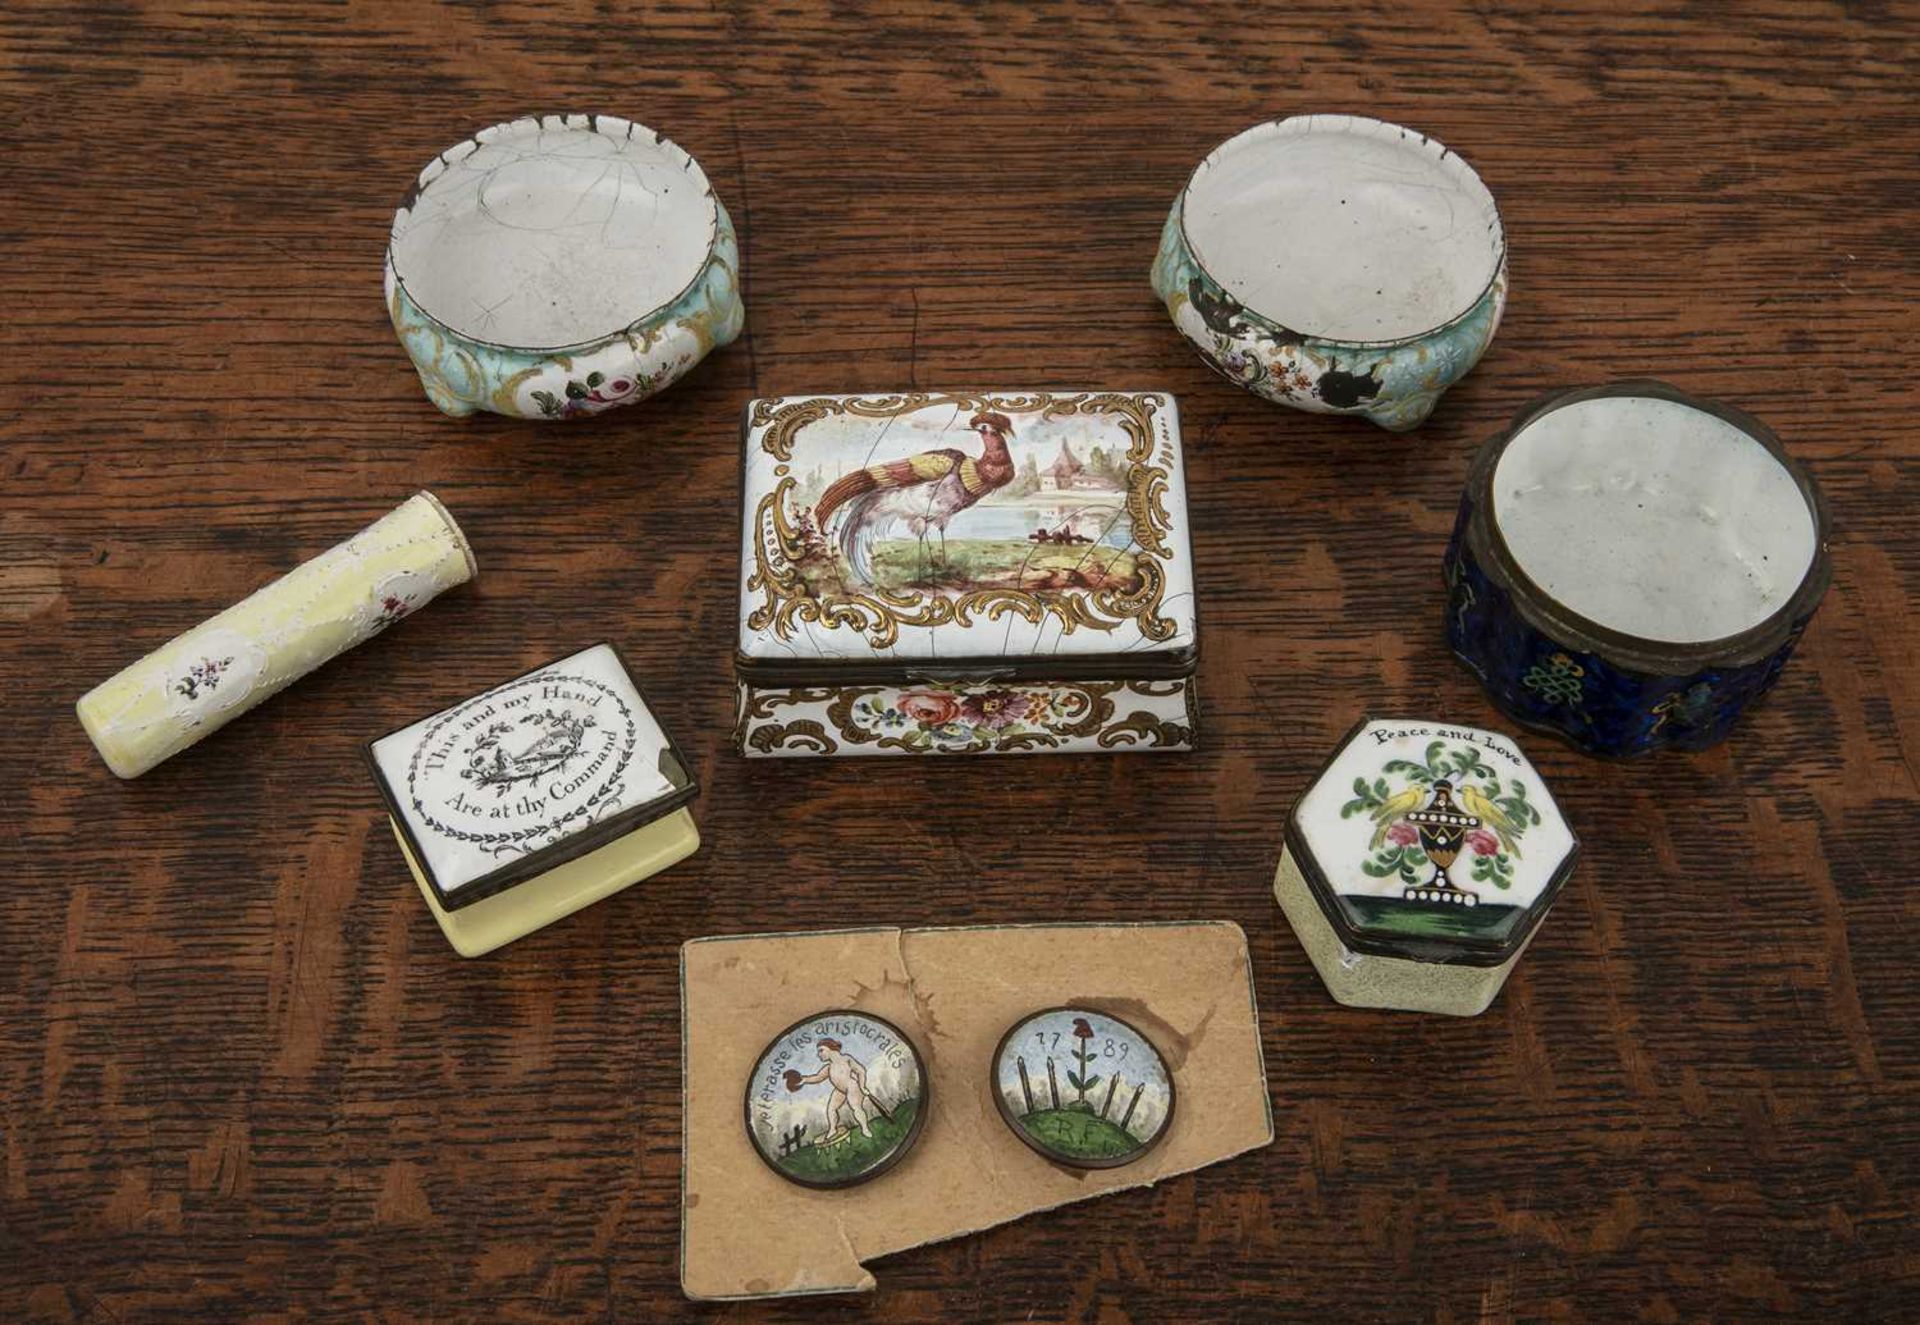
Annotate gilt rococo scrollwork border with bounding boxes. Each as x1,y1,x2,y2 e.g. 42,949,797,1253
744,392,1179,651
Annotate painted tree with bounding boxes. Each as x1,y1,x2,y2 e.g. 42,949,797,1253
1065,1017,1102,1108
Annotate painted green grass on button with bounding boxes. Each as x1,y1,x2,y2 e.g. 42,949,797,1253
1018,1105,1143,1160
775,1098,919,1181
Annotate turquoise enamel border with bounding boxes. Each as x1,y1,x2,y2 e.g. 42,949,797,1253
387,197,745,420
1151,206,1505,431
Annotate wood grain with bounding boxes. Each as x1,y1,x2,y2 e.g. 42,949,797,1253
2,2,1915,1320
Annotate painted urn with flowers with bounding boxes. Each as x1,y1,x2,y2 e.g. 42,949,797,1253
1401,779,1481,906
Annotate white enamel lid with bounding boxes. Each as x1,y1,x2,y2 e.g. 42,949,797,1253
736,391,1197,670
1492,394,1820,646
1292,718,1577,960
387,114,719,351
369,644,683,898
1181,115,1504,343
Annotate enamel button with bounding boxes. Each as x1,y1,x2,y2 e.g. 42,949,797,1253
991,1007,1175,1169
744,1010,928,1189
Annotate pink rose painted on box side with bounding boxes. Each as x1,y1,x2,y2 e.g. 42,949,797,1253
897,691,962,726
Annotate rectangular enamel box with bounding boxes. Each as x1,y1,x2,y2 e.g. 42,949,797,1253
366,643,700,956
733,391,1199,757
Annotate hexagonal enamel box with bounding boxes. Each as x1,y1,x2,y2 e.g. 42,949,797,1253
1273,717,1579,1016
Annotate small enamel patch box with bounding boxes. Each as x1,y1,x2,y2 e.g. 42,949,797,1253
1273,717,1579,1016
733,391,1199,757
744,1010,929,1190
366,643,699,956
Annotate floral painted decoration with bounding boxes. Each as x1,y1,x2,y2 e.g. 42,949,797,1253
736,677,1197,759
529,364,685,418
173,655,234,701
1340,739,1540,893
1065,1017,1102,1107
372,593,416,632
859,686,1074,753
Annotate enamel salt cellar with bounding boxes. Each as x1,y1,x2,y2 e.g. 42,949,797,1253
1154,114,1506,430
1274,717,1579,1016
385,114,744,420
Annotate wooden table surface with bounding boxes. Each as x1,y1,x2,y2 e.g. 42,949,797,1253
3,3,1915,1320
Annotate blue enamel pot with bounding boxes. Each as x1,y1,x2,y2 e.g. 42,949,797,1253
1445,381,1832,757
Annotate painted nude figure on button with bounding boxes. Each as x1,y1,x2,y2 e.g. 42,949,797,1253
782,1037,883,1142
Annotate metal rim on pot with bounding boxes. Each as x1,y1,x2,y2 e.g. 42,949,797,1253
1462,379,1833,676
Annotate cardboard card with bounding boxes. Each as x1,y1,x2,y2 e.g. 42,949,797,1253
680,921,1272,1300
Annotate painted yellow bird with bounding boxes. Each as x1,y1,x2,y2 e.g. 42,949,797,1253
1367,786,1426,848
1458,784,1525,858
